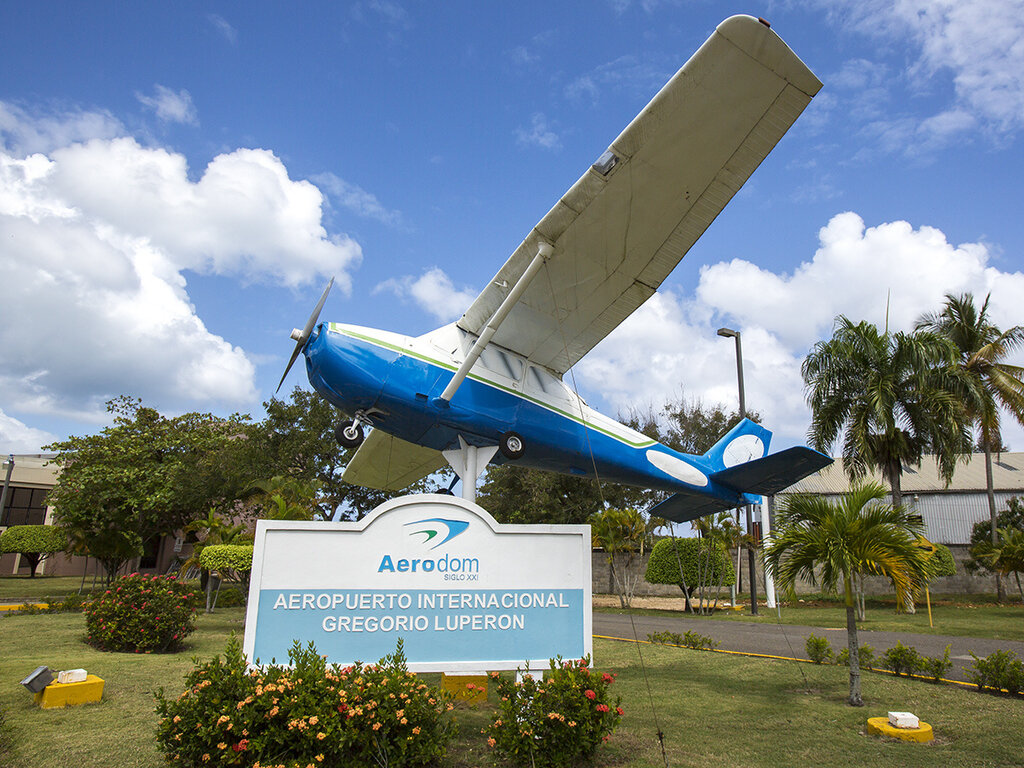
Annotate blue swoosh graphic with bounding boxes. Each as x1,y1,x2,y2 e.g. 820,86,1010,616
404,517,469,549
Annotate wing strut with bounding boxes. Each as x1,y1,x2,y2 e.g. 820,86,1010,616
437,241,553,403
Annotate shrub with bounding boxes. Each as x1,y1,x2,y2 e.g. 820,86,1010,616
805,633,833,664
681,630,718,650
920,645,953,682
928,543,957,578
0,524,66,577
882,642,923,677
487,657,622,768
647,630,684,645
645,538,735,605
155,636,456,767
836,643,876,669
85,573,197,653
968,649,1024,695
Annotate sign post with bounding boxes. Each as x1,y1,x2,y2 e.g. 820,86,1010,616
244,494,592,673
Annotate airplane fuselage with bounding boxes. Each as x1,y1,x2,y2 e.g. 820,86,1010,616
305,321,759,508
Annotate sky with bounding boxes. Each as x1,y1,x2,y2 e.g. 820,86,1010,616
2,0,1024,460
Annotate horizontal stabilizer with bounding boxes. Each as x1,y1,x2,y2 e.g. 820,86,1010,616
711,447,833,496
342,429,446,491
649,492,744,524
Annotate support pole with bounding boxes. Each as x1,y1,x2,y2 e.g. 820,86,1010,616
442,437,499,503
438,241,553,403
762,500,776,610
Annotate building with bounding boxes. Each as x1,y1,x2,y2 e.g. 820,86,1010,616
777,452,1024,594
0,453,184,578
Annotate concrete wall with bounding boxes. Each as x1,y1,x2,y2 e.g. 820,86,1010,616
592,544,1000,600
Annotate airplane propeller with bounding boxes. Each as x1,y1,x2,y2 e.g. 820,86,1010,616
276,277,334,393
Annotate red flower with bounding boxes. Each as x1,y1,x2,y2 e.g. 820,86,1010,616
584,690,596,700
602,673,614,684
232,740,249,752
616,707,624,715
596,704,609,712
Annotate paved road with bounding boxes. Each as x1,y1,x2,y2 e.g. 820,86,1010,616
592,610,1024,683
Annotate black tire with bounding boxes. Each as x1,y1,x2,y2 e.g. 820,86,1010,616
499,431,525,460
336,419,365,448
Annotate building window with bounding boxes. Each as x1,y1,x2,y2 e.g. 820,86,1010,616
1,486,49,527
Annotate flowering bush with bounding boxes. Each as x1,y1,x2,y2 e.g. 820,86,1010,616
85,573,197,653
486,656,622,768
155,636,456,767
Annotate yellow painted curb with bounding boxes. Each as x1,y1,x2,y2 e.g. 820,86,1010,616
866,716,933,743
440,673,488,704
34,675,105,709
0,603,48,612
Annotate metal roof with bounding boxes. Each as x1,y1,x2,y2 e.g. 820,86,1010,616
784,452,1024,496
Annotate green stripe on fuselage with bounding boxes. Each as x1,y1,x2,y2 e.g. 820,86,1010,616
326,324,657,449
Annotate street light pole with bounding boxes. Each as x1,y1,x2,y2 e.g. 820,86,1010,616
717,328,758,616
0,454,14,527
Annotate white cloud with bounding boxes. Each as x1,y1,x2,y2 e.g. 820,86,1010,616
564,54,671,106
311,171,404,227
0,102,123,155
374,268,477,323
0,103,364,423
824,0,1024,144
577,211,1024,449
208,14,238,45
0,410,57,454
516,113,561,150
136,85,199,126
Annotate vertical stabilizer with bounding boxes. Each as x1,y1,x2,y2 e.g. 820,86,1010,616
703,418,772,472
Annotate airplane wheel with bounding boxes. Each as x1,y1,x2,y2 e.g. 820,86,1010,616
336,419,365,448
499,431,525,460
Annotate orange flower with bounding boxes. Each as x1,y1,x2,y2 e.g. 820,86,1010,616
316,732,326,741
412,727,421,735
372,722,382,731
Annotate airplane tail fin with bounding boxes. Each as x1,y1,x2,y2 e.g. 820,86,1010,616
703,417,772,471
647,420,833,524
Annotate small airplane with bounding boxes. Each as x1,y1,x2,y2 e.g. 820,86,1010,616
277,15,832,523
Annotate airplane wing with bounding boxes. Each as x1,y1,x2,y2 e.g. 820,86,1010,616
457,15,822,374
710,446,833,496
341,429,447,491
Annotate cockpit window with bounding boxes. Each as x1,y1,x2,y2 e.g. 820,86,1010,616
479,346,524,380
525,365,574,403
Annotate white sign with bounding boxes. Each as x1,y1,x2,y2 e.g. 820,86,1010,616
243,494,592,672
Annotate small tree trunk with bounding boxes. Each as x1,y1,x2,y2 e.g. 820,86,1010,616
844,579,863,707
1015,571,1024,604
985,446,1007,601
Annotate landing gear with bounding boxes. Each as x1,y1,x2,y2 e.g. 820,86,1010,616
499,431,525,460
335,416,367,448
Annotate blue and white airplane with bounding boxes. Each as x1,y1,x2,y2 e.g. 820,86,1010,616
278,15,832,523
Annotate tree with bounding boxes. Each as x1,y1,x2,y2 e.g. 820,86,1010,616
246,475,323,520
916,293,1024,601
970,528,1024,603
764,483,931,706
802,317,972,508
0,525,66,577
590,508,648,608
476,466,606,524
644,537,735,613
45,397,249,581
224,388,435,520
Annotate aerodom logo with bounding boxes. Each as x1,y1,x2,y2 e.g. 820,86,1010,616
377,517,479,579
403,518,469,550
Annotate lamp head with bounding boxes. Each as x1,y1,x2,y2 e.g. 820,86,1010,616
717,327,738,339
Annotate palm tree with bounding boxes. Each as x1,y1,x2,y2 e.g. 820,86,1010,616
971,527,1024,604
802,316,972,508
764,483,931,706
590,507,647,608
916,293,1024,601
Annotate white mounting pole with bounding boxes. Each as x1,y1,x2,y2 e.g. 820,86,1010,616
442,436,499,503
438,241,553,403
761,500,777,609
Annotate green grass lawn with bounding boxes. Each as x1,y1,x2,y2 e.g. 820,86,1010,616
596,594,1024,643
2,608,1022,768
0,576,94,603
